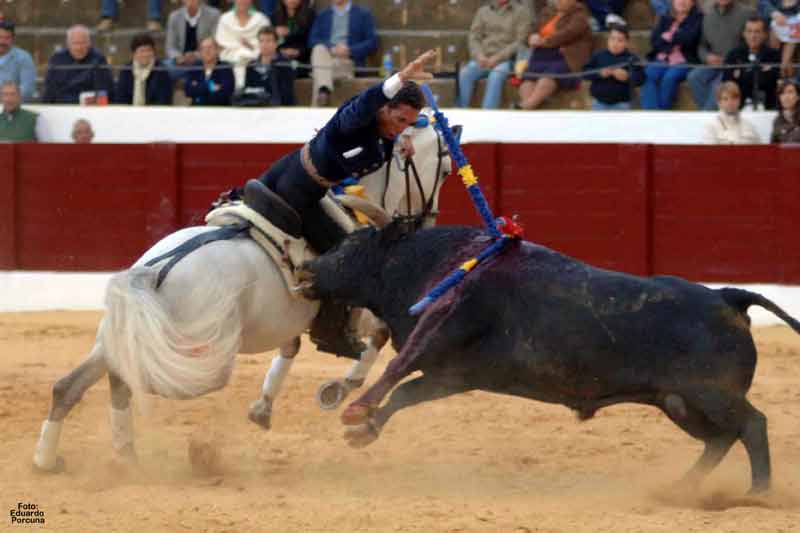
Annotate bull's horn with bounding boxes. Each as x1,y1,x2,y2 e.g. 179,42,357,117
335,195,392,228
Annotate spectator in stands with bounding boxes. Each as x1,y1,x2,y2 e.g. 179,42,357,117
641,0,702,110
99,0,164,32
585,1,628,32
0,21,36,103
583,24,644,109
770,78,800,142
166,0,221,81
457,0,531,109
760,0,800,77
216,0,270,89
261,0,277,18
271,0,316,76
723,16,781,109
238,26,296,105
518,0,593,110
185,37,235,105
115,33,173,105
308,0,378,106
703,81,761,143
71,118,95,143
687,0,753,111
0,81,43,141
42,25,115,105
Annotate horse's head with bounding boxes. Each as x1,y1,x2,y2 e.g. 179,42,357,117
358,112,458,227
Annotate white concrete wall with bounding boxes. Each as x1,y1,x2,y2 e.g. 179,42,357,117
1,270,797,327
28,105,777,145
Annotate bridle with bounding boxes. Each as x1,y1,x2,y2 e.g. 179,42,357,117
381,127,450,230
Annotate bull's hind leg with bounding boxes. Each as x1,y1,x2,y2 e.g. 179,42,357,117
34,343,109,472
662,390,771,493
248,337,301,430
109,372,136,462
344,375,471,448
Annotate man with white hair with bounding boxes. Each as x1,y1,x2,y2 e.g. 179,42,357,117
42,25,114,104
0,80,45,141
71,118,95,143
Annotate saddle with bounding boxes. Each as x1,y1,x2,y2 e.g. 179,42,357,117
206,179,355,295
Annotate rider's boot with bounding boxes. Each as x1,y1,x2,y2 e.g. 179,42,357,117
310,300,366,359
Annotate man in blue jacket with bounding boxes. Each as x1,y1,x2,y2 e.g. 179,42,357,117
308,0,378,106
244,50,435,357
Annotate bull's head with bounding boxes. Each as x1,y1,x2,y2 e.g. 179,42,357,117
298,216,413,307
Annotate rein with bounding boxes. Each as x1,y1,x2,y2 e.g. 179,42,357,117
381,128,449,227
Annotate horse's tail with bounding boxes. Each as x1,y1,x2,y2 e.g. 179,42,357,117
101,265,243,400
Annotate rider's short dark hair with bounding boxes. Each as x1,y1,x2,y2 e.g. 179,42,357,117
388,81,425,110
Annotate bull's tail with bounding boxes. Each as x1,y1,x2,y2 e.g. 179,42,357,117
718,287,800,335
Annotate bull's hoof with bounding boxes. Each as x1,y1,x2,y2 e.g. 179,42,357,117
344,422,379,449
32,455,65,474
248,399,272,430
341,403,372,426
317,380,351,411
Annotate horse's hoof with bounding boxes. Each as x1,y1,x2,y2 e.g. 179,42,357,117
341,403,372,426
317,380,351,410
248,409,272,431
32,455,65,474
344,422,379,449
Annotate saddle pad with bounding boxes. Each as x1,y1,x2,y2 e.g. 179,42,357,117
206,203,315,296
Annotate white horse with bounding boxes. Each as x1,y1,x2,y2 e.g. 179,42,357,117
33,120,454,472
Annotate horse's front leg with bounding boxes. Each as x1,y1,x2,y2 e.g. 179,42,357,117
248,337,301,430
316,323,389,410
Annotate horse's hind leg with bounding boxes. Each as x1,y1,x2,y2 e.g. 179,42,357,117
34,342,108,472
248,337,301,430
109,372,136,462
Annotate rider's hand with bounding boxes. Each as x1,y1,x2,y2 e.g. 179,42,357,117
399,49,436,82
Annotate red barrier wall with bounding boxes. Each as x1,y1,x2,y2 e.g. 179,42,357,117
1,143,798,283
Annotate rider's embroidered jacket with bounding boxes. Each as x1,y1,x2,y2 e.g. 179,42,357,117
308,81,395,183
259,75,403,211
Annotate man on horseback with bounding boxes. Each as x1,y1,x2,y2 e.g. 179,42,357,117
246,49,437,358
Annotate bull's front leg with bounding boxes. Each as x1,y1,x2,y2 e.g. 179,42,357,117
249,337,301,430
341,302,459,426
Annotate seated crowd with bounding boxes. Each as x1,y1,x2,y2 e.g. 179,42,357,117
2,0,800,144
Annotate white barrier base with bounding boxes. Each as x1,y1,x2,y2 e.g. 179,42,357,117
1,271,798,327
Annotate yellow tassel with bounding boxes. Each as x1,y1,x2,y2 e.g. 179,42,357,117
459,165,478,187
460,258,478,272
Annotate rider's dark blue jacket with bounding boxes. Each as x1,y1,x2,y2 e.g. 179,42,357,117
259,77,397,211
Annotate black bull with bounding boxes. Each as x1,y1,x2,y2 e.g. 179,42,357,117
302,223,800,493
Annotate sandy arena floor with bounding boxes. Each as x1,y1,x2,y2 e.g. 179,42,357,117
2,311,800,532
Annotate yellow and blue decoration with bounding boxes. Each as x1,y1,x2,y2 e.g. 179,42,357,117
409,85,524,316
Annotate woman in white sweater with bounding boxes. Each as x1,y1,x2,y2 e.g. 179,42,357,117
216,0,271,89
703,81,762,145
